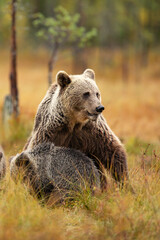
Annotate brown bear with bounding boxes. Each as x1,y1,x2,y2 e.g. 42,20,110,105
10,142,100,204
24,69,128,186
0,145,6,180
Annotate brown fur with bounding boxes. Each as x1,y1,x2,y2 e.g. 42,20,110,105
24,69,128,185
10,142,100,204
0,145,6,180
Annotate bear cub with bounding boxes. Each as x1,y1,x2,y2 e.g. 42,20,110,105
10,142,100,204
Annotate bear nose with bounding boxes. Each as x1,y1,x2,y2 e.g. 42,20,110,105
96,105,105,113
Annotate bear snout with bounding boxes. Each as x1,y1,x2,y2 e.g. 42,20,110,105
96,105,105,113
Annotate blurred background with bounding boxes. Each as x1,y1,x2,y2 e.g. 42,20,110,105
0,0,160,155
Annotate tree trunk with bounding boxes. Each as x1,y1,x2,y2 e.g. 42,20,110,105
72,47,88,73
121,49,129,83
72,1,88,73
10,0,19,117
134,50,141,83
48,42,59,86
140,43,149,68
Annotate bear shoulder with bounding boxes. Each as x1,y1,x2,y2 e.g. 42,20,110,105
34,83,58,131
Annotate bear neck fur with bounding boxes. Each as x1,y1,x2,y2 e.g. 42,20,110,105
27,84,88,149
35,84,89,132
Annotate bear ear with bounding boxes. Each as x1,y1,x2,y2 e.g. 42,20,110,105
83,69,95,81
15,152,31,168
56,71,71,88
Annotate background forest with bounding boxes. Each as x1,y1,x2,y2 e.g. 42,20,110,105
0,0,160,239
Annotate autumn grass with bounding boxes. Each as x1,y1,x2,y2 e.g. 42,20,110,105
0,48,160,239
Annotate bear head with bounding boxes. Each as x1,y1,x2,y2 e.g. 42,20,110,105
56,69,105,125
10,152,41,193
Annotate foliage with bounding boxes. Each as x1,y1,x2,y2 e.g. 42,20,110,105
126,137,158,156
33,6,97,48
1,117,33,155
0,0,159,51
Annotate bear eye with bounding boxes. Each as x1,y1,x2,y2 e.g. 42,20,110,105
96,92,100,98
83,92,90,98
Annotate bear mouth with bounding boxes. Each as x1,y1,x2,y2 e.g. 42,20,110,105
87,111,99,120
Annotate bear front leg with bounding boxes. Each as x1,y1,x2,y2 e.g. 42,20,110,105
108,145,128,183
95,115,129,184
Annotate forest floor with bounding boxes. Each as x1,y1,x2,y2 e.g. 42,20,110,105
0,49,160,239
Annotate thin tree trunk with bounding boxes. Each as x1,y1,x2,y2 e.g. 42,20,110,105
48,42,59,86
72,1,88,73
134,50,141,83
121,49,129,83
72,47,88,73
141,43,149,68
10,0,19,117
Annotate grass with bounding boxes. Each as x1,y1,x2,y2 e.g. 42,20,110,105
0,48,160,239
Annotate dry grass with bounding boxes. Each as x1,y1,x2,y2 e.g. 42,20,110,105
0,48,160,239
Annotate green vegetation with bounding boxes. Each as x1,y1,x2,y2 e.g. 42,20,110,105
33,6,96,48
1,0,159,48
33,6,96,85
126,137,159,156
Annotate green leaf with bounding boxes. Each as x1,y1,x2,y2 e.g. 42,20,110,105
36,30,45,38
33,5,97,48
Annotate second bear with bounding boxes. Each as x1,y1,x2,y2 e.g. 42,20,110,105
10,142,100,204
0,145,6,180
